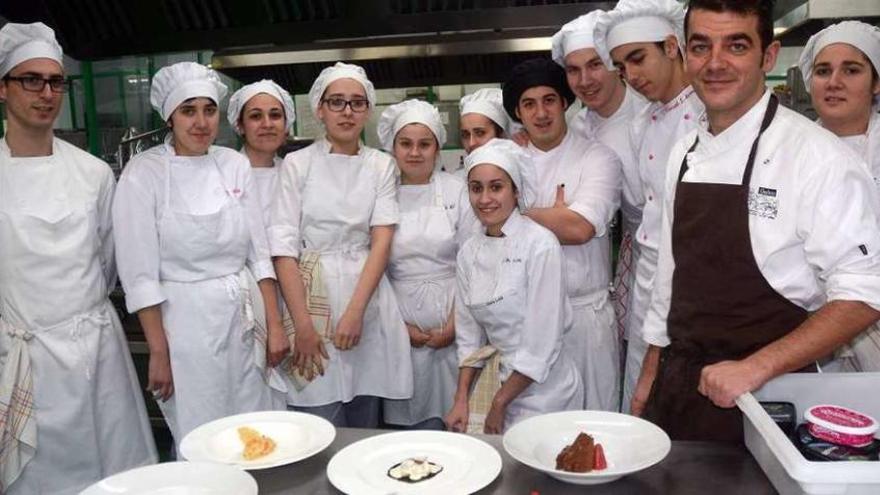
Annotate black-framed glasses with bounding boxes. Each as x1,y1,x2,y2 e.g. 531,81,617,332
3,75,69,93
321,97,370,113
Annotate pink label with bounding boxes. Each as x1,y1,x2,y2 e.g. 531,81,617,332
811,406,873,429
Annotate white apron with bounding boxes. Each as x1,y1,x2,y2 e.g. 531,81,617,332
287,151,412,406
0,142,156,495
384,179,458,426
156,153,278,444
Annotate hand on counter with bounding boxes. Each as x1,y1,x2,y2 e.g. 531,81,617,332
445,399,469,433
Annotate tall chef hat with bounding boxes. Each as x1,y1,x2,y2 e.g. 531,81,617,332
502,58,575,123
307,61,376,117
0,22,64,77
593,0,686,70
798,21,880,93
227,79,296,134
459,88,513,135
551,10,604,67
377,99,447,152
465,138,538,211
150,61,228,121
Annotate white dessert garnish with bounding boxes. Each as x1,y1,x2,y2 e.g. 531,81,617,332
387,456,443,482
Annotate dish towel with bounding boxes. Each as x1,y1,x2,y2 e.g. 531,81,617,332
0,318,37,493
461,345,502,434
279,251,332,391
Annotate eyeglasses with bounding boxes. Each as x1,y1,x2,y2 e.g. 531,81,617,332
3,75,69,93
321,97,370,113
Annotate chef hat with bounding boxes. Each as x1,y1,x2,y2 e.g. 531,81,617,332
593,0,686,70
465,138,538,211
551,10,604,67
459,88,513,135
377,99,447,152
308,61,376,117
502,58,575,123
0,22,64,77
798,21,880,93
150,62,228,121
227,79,296,134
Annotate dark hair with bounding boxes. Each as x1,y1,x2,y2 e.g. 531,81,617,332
685,0,775,52
491,122,506,138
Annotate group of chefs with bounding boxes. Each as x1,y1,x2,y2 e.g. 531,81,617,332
2,0,880,492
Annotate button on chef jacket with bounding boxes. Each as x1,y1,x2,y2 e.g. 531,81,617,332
643,91,880,347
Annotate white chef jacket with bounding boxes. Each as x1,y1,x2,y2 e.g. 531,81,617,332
456,211,582,424
1,137,157,494
631,86,705,263
570,86,649,233
241,151,282,225
643,91,880,347
836,108,880,190
268,138,413,406
116,142,274,313
527,131,621,297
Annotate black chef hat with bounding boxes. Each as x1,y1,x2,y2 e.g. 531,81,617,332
502,58,575,123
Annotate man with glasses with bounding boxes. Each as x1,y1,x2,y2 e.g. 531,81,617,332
0,22,156,494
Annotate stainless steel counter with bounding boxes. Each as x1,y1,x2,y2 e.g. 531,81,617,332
252,428,777,494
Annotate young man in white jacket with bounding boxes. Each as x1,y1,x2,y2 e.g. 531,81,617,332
0,22,156,494
502,58,622,411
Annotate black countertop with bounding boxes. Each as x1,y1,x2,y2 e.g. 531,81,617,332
251,428,777,494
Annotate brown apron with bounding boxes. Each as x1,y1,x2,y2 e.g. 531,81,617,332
643,95,811,444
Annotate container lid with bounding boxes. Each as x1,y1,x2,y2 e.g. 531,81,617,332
805,405,879,436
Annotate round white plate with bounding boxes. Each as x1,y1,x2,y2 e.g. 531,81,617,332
326,430,502,495
503,410,671,485
179,410,336,470
80,461,257,494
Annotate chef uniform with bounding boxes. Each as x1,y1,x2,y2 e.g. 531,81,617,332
114,62,280,445
227,79,296,224
502,59,622,411
799,21,880,371
553,12,650,410
593,0,704,412
456,138,583,430
377,100,480,428
227,79,297,407
642,91,880,442
0,23,156,495
268,63,413,425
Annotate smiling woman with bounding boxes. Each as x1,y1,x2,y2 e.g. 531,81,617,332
267,62,414,428
113,61,286,451
446,138,583,434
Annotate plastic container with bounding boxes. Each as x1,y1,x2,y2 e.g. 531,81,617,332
738,372,880,495
805,405,878,447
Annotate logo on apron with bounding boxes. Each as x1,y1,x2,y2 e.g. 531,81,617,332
748,186,778,219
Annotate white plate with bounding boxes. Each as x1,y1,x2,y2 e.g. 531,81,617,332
502,410,671,485
179,410,336,470
326,430,502,495
80,461,257,494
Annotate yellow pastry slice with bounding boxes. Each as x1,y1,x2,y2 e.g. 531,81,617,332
237,426,277,460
